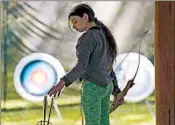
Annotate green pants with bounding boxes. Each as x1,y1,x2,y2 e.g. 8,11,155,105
81,80,113,125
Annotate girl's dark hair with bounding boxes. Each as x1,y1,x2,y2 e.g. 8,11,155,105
68,4,118,65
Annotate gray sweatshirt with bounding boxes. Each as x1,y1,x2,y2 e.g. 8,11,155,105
61,26,114,87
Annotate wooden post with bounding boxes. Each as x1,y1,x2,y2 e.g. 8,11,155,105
155,1,175,125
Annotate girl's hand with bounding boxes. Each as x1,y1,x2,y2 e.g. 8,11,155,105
48,80,65,97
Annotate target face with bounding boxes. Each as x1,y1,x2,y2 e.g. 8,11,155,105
113,52,155,103
14,53,65,102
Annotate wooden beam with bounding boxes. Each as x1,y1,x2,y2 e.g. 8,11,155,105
155,1,175,125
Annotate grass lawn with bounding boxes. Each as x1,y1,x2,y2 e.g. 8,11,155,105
1,80,156,125
1,96,156,125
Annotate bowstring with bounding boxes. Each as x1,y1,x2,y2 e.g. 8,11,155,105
114,30,149,80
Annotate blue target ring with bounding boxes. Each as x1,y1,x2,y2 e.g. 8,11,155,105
14,53,65,102
20,60,57,96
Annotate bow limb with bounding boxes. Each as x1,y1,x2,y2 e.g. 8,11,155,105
110,30,149,114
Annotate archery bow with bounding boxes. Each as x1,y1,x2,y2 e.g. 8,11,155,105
110,29,149,113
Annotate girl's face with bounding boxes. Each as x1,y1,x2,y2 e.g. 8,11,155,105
69,14,88,32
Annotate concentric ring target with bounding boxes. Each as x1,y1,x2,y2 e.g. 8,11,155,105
14,53,65,102
113,52,155,103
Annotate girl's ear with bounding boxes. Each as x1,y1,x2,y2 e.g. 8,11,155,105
83,13,89,21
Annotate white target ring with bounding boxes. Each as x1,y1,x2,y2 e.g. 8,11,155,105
113,52,155,103
14,53,65,102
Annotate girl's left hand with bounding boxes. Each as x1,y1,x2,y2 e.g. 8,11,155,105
116,91,125,101
48,80,65,97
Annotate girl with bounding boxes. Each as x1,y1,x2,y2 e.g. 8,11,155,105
48,3,130,125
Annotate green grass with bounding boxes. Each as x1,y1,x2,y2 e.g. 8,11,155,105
1,97,156,125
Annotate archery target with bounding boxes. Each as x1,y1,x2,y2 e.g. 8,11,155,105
14,53,65,102
113,52,155,103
